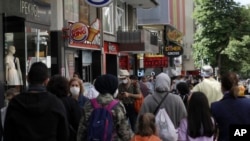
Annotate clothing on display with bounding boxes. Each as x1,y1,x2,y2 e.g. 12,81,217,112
5,46,23,86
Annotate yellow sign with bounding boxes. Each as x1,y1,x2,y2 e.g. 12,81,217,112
165,46,182,51
167,29,183,42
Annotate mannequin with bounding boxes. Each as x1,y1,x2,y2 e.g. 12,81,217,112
5,46,23,86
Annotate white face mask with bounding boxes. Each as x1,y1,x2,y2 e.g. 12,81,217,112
113,89,119,98
70,87,80,97
122,79,128,84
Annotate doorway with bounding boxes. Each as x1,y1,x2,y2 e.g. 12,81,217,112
82,64,92,82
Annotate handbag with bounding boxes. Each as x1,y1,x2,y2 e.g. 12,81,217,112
134,95,144,113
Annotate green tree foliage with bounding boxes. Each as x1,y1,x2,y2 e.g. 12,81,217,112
192,0,241,69
221,5,250,77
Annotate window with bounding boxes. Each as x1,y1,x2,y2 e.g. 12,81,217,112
102,4,114,34
116,7,125,31
64,0,79,21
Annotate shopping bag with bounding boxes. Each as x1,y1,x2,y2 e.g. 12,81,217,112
155,108,178,141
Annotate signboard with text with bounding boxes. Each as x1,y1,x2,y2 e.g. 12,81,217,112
144,57,168,68
164,45,183,57
63,19,101,50
3,0,51,26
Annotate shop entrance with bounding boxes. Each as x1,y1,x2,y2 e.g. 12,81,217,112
106,54,117,76
82,64,92,83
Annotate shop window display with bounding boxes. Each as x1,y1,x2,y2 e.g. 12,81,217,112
26,28,50,72
5,46,23,86
4,28,50,89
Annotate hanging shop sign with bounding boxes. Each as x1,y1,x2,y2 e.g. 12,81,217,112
63,19,101,50
166,26,183,43
85,0,113,7
70,22,89,42
104,42,118,54
164,45,183,57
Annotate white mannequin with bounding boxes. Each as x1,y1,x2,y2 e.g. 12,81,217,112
5,46,23,86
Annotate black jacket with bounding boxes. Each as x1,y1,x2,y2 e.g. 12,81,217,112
4,91,69,141
60,97,82,141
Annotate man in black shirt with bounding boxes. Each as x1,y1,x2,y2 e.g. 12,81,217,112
4,62,69,141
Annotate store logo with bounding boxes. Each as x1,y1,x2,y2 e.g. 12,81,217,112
70,22,89,42
85,0,113,7
20,0,39,17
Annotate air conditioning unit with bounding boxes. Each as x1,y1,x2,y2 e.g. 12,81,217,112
183,55,190,60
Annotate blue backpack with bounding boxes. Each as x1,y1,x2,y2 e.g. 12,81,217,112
87,98,119,141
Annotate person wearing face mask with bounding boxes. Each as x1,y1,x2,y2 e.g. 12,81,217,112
117,69,143,132
47,75,82,141
69,78,89,108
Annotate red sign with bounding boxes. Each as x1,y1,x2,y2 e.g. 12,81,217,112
104,42,118,54
62,19,101,50
144,57,168,68
70,22,89,42
119,56,128,69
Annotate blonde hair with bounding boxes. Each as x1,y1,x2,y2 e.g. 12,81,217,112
69,77,84,94
135,113,157,136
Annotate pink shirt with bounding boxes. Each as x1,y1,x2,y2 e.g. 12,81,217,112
178,118,214,141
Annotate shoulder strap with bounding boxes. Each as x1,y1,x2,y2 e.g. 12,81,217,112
91,98,119,111
106,100,119,111
90,98,100,109
153,92,169,115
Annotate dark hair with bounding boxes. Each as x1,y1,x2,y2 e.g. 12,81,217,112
28,62,49,84
221,72,239,98
136,113,156,136
94,74,118,95
47,75,69,98
130,75,138,80
176,82,190,95
187,92,214,138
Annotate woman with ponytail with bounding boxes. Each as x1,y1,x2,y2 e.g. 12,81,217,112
211,72,250,141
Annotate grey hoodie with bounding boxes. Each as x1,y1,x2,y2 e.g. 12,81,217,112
138,73,187,128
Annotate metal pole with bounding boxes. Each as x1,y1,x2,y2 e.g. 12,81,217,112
99,7,105,74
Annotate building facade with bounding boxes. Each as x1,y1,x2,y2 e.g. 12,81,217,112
0,0,51,107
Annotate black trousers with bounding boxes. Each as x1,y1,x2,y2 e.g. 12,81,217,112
124,103,138,132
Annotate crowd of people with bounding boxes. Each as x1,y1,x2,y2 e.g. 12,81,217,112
1,62,250,141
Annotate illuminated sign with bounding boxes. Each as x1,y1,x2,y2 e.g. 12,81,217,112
164,46,183,57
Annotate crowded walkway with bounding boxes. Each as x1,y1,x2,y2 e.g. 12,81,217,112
1,63,250,141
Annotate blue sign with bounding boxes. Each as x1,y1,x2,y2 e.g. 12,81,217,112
85,0,113,7
137,69,144,77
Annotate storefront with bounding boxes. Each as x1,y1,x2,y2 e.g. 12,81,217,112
1,0,51,92
117,29,159,76
103,41,119,76
165,25,184,75
63,20,101,82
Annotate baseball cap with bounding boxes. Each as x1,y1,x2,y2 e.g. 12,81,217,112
201,65,213,77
